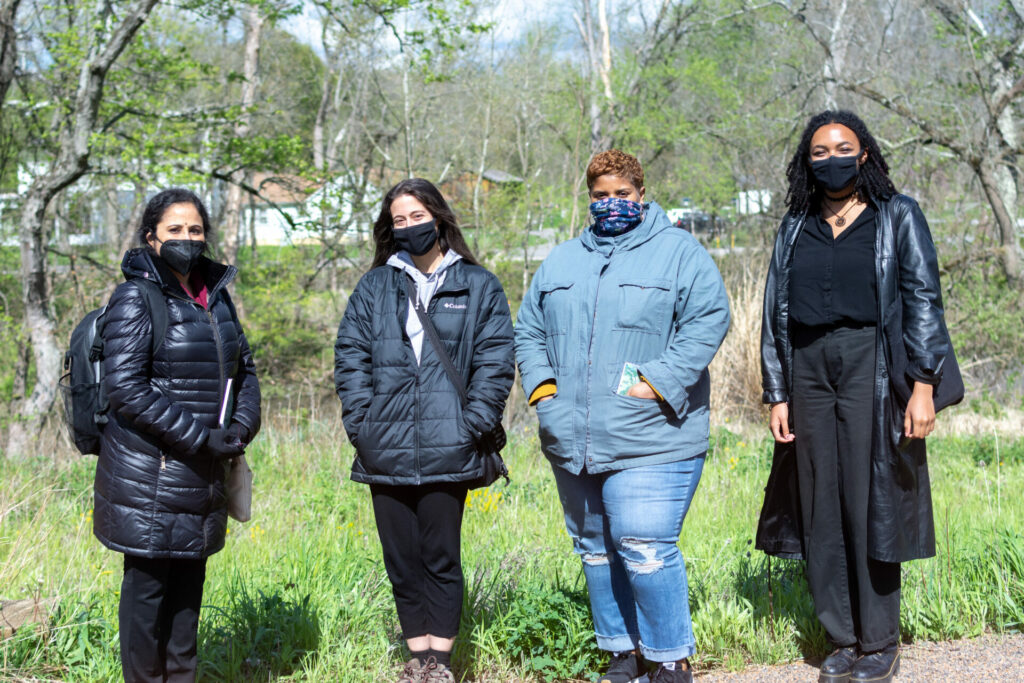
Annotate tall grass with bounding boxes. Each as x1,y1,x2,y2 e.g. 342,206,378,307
2,422,1022,682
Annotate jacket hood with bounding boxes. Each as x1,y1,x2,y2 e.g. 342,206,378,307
580,201,673,254
121,247,235,300
386,248,463,281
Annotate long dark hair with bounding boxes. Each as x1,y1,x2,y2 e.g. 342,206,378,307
784,110,897,215
371,178,479,269
135,188,213,251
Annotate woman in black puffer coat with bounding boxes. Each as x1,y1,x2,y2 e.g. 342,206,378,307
335,178,514,683
93,188,261,683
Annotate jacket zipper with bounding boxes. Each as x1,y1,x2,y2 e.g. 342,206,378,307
412,288,422,485
583,250,612,464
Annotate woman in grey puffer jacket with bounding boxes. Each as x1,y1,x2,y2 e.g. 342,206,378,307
94,188,260,683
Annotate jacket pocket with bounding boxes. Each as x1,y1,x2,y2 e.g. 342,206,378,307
539,281,575,336
613,278,672,333
535,391,569,463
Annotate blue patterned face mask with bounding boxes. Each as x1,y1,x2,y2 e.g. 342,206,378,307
589,197,644,236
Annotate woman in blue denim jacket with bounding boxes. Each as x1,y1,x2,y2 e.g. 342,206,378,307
515,150,730,683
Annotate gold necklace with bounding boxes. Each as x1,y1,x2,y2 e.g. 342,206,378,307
824,197,859,227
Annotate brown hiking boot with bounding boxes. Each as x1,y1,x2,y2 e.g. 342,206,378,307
396,656,425,683
421,656,456,682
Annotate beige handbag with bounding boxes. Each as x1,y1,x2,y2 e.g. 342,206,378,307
226,455,253,522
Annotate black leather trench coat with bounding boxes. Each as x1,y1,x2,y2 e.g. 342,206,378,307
756,194,948,563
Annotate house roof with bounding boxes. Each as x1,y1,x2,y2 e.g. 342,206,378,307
249,173,319,206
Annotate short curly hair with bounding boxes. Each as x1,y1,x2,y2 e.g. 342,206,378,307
586,149,644,192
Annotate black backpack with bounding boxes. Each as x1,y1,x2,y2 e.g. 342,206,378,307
59,279,168,455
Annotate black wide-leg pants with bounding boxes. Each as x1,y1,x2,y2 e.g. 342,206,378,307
370,483,468,640
792,324,901,652
119,555,207,683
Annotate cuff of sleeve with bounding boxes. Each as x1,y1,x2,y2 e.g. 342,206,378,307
905,366,940,385
762,389,789,404
638,374,664,401
529,381,557,405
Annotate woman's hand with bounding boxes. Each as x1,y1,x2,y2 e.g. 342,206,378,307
769,402,795,443
626,381,658,400
904,382,936,439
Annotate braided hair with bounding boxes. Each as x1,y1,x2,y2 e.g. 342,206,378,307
784,110,897,215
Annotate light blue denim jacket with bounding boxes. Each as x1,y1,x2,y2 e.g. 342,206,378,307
514,202,730,474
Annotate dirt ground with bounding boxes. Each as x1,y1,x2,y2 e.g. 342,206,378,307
695,632,1024,682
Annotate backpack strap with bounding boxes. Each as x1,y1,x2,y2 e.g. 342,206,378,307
402,275,469,406
133,278,169,356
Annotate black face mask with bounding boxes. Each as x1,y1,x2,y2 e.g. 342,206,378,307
393,219,438,256
811,155,860,193
156,239,206,275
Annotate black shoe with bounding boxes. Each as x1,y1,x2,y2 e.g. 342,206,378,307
851,644,899,682
649,661,693,683
598,651,645,683
819,646,859,683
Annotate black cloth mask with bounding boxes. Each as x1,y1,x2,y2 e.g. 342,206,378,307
157,239,206,275
393,219,438,256
811,155,860,193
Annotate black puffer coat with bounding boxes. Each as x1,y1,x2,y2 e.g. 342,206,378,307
93,249,261,559
757,194,947,563
334,260,515,485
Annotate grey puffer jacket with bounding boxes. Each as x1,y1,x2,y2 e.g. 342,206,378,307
93,248,261,559
334,259,515,486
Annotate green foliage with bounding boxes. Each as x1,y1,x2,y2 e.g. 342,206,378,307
492,579,602,680
2,429,1023,681
233,246,344,393
199,582,321,680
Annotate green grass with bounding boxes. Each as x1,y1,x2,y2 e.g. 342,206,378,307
2,420,1023,681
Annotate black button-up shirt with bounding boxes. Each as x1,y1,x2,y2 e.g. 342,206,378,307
790,205,877,327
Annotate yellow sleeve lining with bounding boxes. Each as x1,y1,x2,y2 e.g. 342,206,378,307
529,381,557,405
639,374,664,401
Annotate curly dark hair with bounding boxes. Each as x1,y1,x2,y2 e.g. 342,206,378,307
586,149,644,192
135,188,212,251
371,178,479,269
785,110,897,215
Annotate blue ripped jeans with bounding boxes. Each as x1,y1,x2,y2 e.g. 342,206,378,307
551,456,705,662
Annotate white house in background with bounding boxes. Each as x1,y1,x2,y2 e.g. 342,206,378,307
240,173,379,247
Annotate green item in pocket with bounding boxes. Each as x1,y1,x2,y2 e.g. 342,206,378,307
616,362,640,396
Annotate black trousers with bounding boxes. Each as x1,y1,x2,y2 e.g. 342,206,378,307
370,483,468,639
792,324,901,652
119,555,207,683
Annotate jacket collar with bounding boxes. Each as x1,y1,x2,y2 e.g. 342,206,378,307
121,247,236,302
580,201,672,255
389,250,469,295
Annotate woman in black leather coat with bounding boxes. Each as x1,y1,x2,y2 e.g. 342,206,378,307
758,111,951,683
93,188,261,683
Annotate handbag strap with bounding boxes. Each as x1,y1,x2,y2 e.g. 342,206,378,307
402,275,469,407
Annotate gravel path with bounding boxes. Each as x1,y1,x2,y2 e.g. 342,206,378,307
694,633,1024,682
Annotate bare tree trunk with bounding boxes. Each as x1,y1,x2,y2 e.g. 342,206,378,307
0,0,20,106
7,0,160,459
471,97,492,255
221,6,263,267
822,0,849,109
574,0,614,153
976,159,1021,285
312,20,334,172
